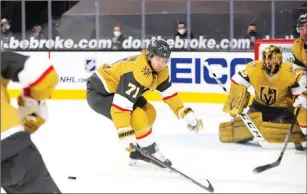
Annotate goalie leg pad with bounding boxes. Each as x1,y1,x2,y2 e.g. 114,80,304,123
261,121,306,144
223,83,251,117
219,121,236,142
219,112,262,143
219,110,307,144
220,111,306,144
219,120,254,143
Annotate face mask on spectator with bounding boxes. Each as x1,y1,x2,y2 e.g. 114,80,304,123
178,28,186,35
249,30,257,36
6,24,10,30
113,31,121,37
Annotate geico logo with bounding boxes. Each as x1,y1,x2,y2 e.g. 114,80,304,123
170,57,253,84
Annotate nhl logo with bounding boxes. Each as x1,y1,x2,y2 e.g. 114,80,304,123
85,59,96,72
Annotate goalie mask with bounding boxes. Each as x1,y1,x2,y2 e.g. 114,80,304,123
262,45,282,75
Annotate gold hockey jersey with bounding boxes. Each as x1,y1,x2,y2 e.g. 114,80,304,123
1,52,59,140
231,60,305,109
292,37,307,68
91,53,184,129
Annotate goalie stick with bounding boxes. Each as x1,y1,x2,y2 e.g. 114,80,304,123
130,143,214,193
253,106,302,173
203,61,268,147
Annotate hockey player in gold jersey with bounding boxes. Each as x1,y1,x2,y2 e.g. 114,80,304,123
219,45,306,146
1,51,61,193
292,12,307,68
86,39,203,166
291,12,307,133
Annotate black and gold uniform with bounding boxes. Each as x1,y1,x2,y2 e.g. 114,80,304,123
86,39,203,167
1,51,61,193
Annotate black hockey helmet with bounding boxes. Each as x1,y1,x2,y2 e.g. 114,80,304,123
297,13,307,32
147,39,171,58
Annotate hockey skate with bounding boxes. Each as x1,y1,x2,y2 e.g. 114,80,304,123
295,142,307,154
129,142,172,168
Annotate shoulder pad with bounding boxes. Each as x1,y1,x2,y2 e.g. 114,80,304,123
281,62,306,78
281,61,294,70
157,67,170,84
294,38,300,43
295,38,303,44
246,60,260,68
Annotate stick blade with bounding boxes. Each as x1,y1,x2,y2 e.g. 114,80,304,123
205,179,214,193
253,164,274,174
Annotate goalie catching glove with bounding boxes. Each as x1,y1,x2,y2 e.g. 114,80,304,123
178,107,203,132
17,95,48,133
223,83,251,117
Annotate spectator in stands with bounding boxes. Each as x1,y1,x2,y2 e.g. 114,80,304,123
52,21,60,39
245,23,262,48
174,22,194,40
111,25,126,50
28,24,45,40
1,18,13,43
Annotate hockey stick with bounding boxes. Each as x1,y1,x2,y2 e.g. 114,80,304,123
203,62,267,147
129,143,214,193
253,106,301,173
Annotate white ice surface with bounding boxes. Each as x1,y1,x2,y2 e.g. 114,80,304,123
1,100,306,193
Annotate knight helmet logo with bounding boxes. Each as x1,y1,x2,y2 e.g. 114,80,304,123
260,86,277,105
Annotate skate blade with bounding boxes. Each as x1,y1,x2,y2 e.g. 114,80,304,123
295,147,307,154
129,159,171,171
129,159,138,166
129,159,150,166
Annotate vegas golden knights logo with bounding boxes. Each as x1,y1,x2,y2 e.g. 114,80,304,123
260,86,277,105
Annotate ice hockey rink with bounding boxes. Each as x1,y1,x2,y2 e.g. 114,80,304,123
2,99,306,193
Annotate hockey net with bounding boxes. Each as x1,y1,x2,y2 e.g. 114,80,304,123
254,39,295,61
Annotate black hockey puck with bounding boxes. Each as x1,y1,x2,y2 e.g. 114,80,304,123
68,176,77,180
